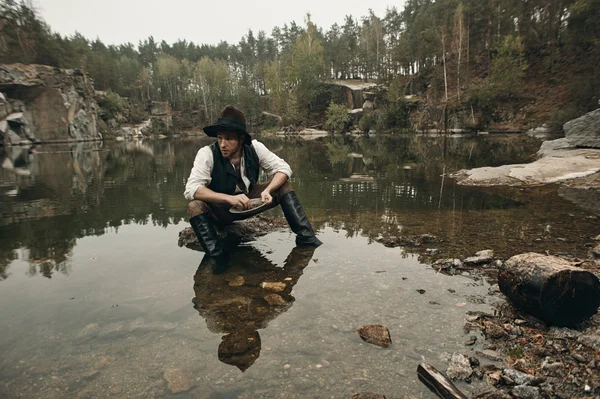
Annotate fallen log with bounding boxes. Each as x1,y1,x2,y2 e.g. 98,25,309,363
417,363,468,399
498,252,600,327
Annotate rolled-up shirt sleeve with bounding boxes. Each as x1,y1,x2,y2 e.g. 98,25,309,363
184,146,213,200
252,140,292,179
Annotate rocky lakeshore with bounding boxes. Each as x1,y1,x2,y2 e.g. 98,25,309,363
452,109,600,190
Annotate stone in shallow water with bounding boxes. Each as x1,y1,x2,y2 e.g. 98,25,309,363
228,276,245,287
261,282,286,292
464,249,494,265
356,325,392,348
163,368,194,393
264,294,288,306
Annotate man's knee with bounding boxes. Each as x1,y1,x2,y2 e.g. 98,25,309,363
274,182,293,201
188,200,210,218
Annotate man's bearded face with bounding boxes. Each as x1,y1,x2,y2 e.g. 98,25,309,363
217,132,242,159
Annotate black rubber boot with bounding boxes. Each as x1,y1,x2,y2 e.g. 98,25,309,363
189,213,223,257
280,191,322,247
189,213,230,273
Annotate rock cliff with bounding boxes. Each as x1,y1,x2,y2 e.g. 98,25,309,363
0,64,100,145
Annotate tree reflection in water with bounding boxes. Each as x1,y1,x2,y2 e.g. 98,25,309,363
192,245,316,371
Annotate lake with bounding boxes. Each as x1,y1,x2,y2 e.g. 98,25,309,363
1,134,598,398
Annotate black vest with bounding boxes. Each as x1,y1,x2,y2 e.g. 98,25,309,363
208,142,260,195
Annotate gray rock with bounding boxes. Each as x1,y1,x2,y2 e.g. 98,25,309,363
512,385,542,399
362,100,374,110
592,244,600,258
446,353,473,380
432,258,463,270
502,368,535,385
527,125,551,139
476,349,503,362
465,250,494,265
0,64,100,143
564,108,600,148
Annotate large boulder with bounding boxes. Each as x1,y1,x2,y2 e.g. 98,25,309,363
564,108,600,148
0,64,100,144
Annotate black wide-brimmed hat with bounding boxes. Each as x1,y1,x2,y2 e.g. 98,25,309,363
203,105,251,143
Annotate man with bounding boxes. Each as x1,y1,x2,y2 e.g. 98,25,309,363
184,105,322,260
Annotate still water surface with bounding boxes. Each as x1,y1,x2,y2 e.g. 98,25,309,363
0,134,598,398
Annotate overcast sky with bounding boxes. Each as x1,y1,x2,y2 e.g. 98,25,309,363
35,0,405,46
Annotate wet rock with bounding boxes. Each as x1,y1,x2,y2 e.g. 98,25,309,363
75,323,100,339
477,350,503,362
503,368,535,386
464,250,494,265
351,393,386,399
512,385,542,399
420,234,437,243
592,244,600,258
229,276,245,287
264,294,288,306
446,353,473,380
356,325,392,348
416,289,426,294
261,282,286,292
163,368,194,393
432,258,463,270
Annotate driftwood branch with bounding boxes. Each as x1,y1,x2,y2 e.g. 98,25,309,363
417,363,468,399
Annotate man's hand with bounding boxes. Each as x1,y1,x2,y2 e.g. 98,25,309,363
261,190,273,205
228,194,251,210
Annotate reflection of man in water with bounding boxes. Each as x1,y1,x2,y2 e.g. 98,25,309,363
184,105,322,263
192,245,316,371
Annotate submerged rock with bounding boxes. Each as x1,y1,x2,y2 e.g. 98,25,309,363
261,282,286,292
163,368,194,393
464,250,494,265
356,325,392,348
433,258,463,270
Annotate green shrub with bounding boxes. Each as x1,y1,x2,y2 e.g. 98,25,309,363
466,87,497,129
549,106,580,133
358,112,374,133
325,102,351,134
98,91,126,120
375,101,410,133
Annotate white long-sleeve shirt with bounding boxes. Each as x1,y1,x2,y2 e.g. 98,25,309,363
184,139,293,201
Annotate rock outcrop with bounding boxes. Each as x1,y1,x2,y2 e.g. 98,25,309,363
452,137,600,187
564,108,600,149
0,64,101,145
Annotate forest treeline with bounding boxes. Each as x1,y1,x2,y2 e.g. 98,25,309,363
1,0,599,130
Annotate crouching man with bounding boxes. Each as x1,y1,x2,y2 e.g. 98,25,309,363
184,105,322,260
